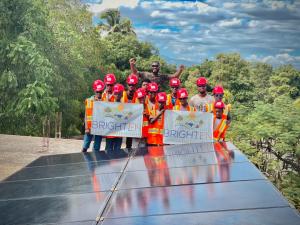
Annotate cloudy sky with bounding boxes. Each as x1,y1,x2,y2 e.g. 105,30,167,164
84,0,300,68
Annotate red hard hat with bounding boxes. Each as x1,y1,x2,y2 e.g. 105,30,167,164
196,77,207,86
113,83,124,94
104,73,116,85
157,92,167,102
93,80,105,92
214,101,225,109
136,88,147,98
126,74,138,85
213,85,224,94
147,82,159,92
177,88,188,99
170,78,181,87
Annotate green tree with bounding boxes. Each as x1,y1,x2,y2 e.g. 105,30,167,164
97,9,136,35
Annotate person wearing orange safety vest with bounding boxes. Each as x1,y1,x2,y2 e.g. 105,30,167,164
146,82,159,113
102,73,116,102
147,92,168,146
135,88,149,147
166,78,181,109
189,77,214,111
82,80,105,152
123,74,139,150
173,88,196,111
213,101,229,141
205,85,231,123
105,84,125,154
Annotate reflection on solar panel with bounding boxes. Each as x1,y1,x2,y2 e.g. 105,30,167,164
0,142,299,225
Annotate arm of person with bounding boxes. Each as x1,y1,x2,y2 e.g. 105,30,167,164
168,65,185,78
149,109,165,124
129,58,142,77
226,112,232,125
188,97,194,108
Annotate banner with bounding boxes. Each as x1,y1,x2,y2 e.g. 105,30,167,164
163,110,213,144
91,101,143,138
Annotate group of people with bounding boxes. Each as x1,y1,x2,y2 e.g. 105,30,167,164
82,59,231,152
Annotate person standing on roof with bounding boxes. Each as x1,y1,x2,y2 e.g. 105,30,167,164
189,77,214,111
105,84,125,154
166,78,181,109
147,92,168,146
135,88,149,147
129,58,185,90
123,74,139,150
173,88,196,111
102,73,116,102
213,101,229,142
205,85,231,124
82,80,105,152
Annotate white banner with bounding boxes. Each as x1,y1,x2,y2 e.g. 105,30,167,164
163,110,213,144
91,101,143,138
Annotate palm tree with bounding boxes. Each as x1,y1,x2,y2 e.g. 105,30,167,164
97,9,135,36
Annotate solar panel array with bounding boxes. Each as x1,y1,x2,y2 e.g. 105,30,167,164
0,142,299,225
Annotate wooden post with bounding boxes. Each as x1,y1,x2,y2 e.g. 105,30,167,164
55,112,62,139
42,116,50,151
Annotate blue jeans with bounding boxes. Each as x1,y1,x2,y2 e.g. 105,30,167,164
105,138,122,154
82,133,102,151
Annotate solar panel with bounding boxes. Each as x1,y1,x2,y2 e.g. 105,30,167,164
101,207,300,225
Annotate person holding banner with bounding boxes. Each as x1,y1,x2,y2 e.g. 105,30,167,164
102,73,116,101
135,88,149,147
124,74,139,150
105,84,125,154
167,78,181,109
213,101,229,141
146,82,159,112
173,88,196,111
82,80,105,152
124,74,138,103
147,92,168,146
189,77,214,111
205,85,231,124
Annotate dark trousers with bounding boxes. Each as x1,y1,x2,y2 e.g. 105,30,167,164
126,137,133,149
105,138,122,154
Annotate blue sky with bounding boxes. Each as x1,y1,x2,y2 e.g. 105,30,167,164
84,0,300,68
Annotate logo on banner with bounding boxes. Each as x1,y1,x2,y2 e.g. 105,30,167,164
174,112,204,129
103,104,133,121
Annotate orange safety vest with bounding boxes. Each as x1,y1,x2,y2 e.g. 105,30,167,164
102,91,115,102
205,101,231,120
213,116,229,141
173,105,196,111
142,106,149,138
134,99,149,137
85,96,94,129
123,91,137,103
166,94,180,109
147,105,166,145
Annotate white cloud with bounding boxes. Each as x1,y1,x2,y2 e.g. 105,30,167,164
248,20,259,28
248,53,300,68
223,3,237,9
87,0,139,14
141,1,220,15
218,18,242,28
150,10,175,20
